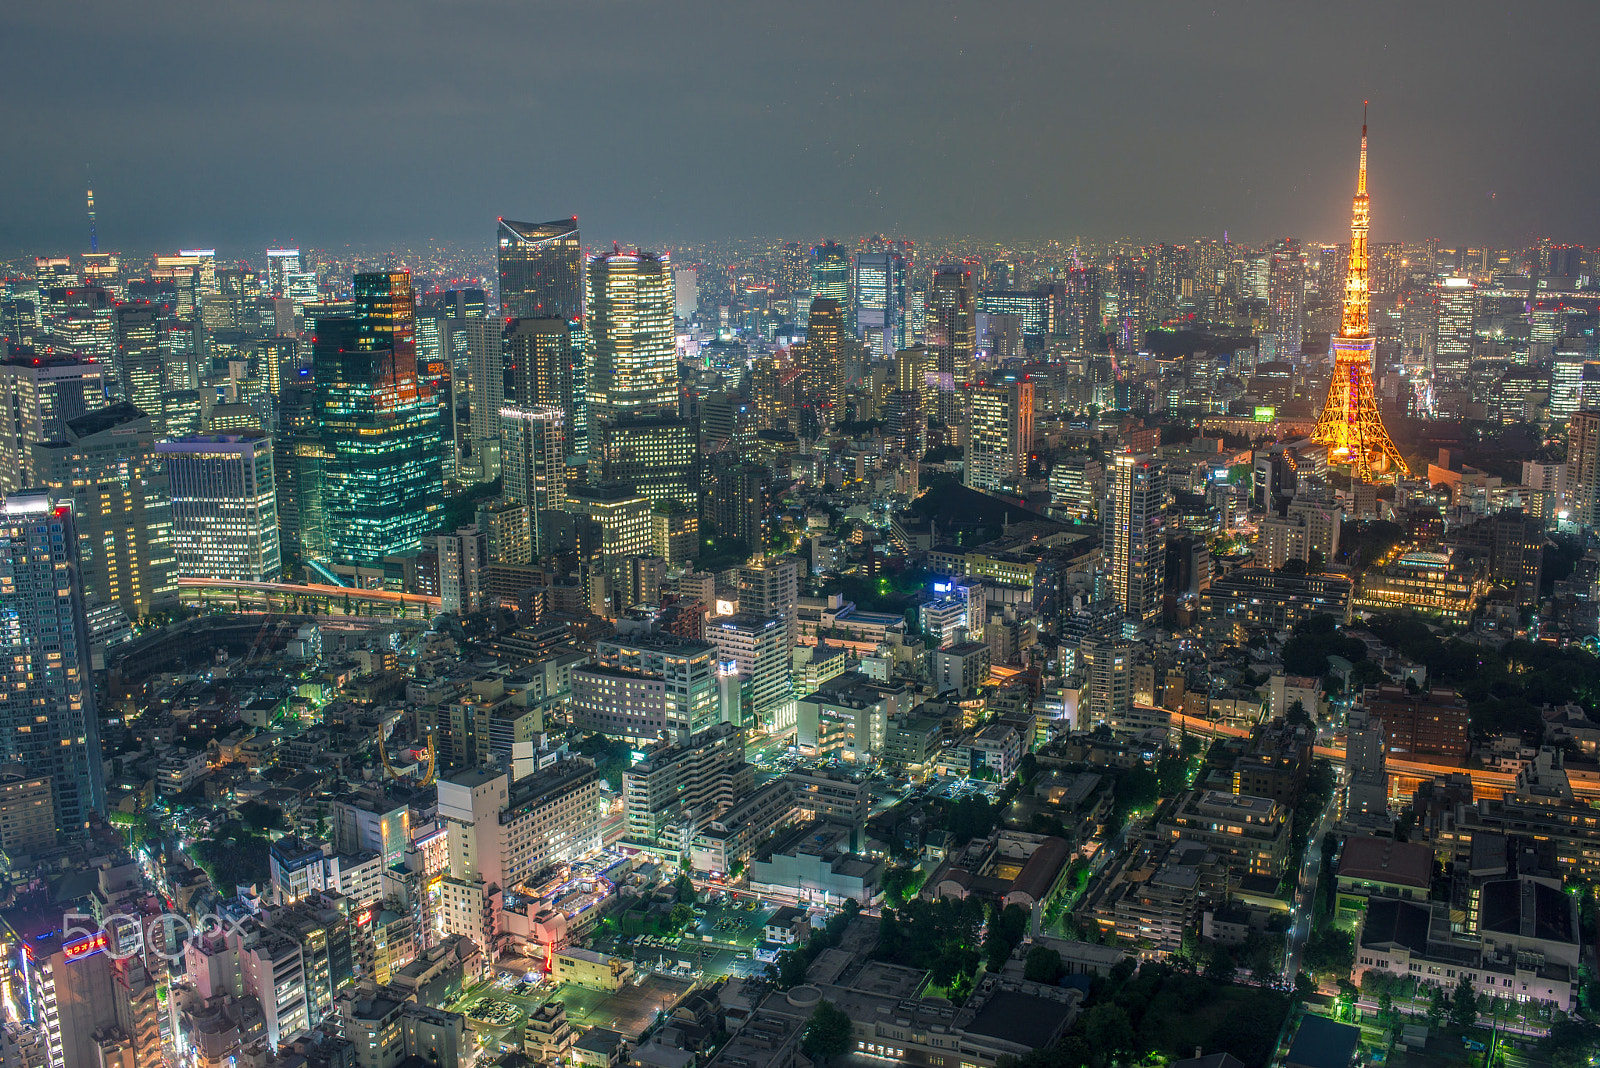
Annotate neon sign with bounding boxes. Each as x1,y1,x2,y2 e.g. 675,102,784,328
63,931,108,962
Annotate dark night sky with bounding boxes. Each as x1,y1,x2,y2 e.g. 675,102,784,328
5,1,1597,257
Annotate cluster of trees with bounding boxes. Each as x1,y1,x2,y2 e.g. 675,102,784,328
880,866,926,908
875,896,986,998
800,1000,854,1066
767,899,860,989
571,733,634,791
999,959,1290,1068
189,821,271,892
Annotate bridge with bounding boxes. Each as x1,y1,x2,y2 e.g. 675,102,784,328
177,577,441,620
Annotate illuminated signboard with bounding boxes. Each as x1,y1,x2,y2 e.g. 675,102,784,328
932,582,951,593
63,931,108,963
1253,406,1276,422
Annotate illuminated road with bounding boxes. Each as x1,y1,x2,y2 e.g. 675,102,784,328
1161,710,1550,800
178,577,440,618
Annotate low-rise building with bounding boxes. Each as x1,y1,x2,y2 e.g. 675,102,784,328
1155,790,1291,880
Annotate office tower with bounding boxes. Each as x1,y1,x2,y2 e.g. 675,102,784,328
965,380,1034,493
307,274,443,564
674,266,699,319
708,613,791,731
882,388,924,457
1103,453,1167,626
1312,114,1410,480
652,502,698,568
978,289,1048,342
460,317,504,482
0,351,108,494
0,490,106,833
155,434,281,581
1567,411,1600,528
586,249,677,425
928,265,977,385
159,315,200,391
30,403,178,620
1,298,37,348
504,316,574,434
801,297,846,422
1434,277,1475,381
810,242,851,315
113,304,163,431
576,631,724,740
499,405,566,559
497,217,583,320
266,248,302,297
1268,239,1305,357
567,482,653,608
599,415,698,508
853,250,906,355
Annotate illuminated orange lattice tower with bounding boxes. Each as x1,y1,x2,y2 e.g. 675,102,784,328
1313,106,1409,482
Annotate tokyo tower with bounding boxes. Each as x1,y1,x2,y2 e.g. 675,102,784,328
1312,107,1409,481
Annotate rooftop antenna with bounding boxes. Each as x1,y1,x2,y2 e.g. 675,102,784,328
85,166,97,254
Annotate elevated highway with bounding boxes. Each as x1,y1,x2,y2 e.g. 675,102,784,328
177,577,440,620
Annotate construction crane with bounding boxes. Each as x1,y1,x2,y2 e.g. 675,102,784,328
378,727,436,787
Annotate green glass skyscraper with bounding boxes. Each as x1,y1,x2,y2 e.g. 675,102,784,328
307,272,442,565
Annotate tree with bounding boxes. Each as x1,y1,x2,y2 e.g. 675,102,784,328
983,904,1030,972
1285,699,1310,727
1427,985,1448,1028
1023,945,1064,984
1203,946,1236,984
1449,975,1480,1030
1542,1019,1600,1068
1082,1004,1134,1063
800,1000,853,1065
1293,971,1318,1003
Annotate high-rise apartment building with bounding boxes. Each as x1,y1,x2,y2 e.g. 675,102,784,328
1104,453,1167,625
1566,410,1600,528
586,250,676,425
0,490,105,833
737,555,803,646
1044,267,1103,350
1268,240,1305,358
30,402,178,619
1080,638,1133,730
622,722,751,854
306,274,442,564
156,434,281,582
0,352,108,493
461,317,504,483
800,297,846,423
499,405,566,559
965,380,1034,493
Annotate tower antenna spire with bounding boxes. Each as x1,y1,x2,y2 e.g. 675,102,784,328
85,165,97,254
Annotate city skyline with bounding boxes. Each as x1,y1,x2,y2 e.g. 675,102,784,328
3,2,1598,254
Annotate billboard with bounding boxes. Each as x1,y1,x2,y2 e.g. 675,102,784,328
1253,406,1276,422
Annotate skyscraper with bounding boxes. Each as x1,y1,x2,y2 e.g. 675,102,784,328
779,242,810,317
461,317,504,483
1044,266,1102,351
0,351,108,494
156,433,281,582
928,265,977,385
113,304,163,432
306,273,442,565
1268,239,1305,358
801,297,846,423
599,416,699,510
852,250,906,355
0,489,105,835
810,243,851,317
1566,410,1600,528
586,249,677,425
29,402,178,621
504,317,574,434
1311,113,1409,481
1434,277,1475,382
266,248,302,298
965,380,1034,493
499,404,566,559
1104,453,1167,626
497,218,584,321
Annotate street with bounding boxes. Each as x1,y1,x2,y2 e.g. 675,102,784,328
1284,780,1342,981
